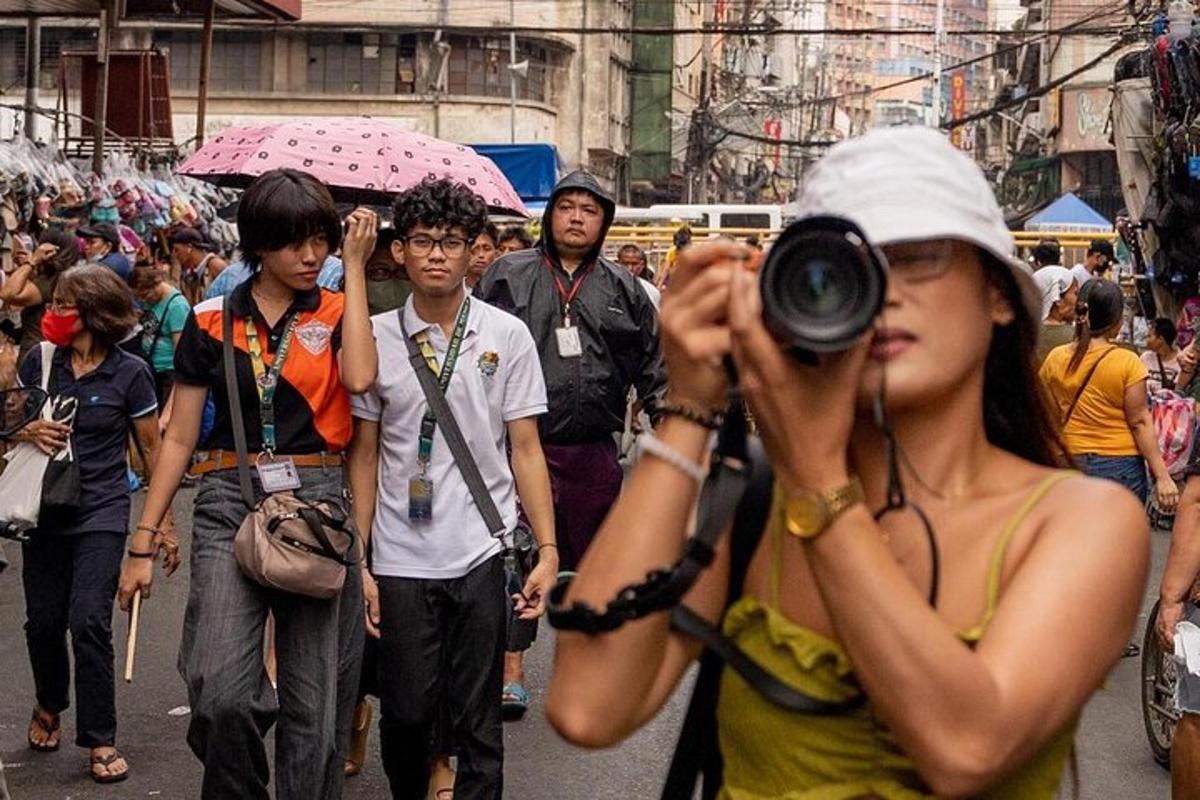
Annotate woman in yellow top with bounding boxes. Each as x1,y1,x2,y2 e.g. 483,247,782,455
1039,279,1178,512
546,128,1148,799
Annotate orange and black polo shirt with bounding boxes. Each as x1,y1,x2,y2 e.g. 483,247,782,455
174,280,352,454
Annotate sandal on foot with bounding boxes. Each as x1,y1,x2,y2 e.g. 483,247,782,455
89,750,129,784
502,682,529,720
28,707,61,752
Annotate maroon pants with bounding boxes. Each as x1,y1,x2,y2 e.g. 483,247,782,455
542,439,623,571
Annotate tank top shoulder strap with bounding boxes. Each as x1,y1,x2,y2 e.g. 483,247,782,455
981,470,1076,622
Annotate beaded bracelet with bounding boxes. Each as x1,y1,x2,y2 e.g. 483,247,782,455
659,400,724,431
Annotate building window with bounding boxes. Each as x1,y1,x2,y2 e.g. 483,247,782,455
446,36,551,102
306,32,415,95
152,30,263,93
0,27,23,89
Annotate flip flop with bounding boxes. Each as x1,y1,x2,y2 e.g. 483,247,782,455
501,681,529,720
89,750,129,784
28,707,60,752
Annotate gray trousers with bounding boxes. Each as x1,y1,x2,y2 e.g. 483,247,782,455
179,466,364,800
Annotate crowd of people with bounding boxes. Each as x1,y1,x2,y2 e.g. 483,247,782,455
0,124,1196,800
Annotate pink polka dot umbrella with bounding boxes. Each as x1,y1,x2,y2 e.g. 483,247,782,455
178,118,528,217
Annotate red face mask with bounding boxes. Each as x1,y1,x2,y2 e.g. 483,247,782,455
40,309,80,347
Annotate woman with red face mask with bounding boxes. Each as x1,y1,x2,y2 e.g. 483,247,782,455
12,265,168,785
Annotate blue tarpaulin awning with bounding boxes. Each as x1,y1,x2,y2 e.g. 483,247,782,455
469,143,560,207
1024,192,1111,232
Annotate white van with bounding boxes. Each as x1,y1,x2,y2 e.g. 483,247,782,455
643,204,782,232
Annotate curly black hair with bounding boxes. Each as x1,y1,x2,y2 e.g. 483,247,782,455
392,178,488,242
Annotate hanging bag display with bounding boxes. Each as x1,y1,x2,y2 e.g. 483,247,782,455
221,297,358,599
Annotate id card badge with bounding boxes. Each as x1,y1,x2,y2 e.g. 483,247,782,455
409,476,434,520
555,325,583,358
256,457,302,494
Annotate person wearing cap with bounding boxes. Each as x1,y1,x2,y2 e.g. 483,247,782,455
1031,266,1079,364
1070,239,1115,290
548,127,1147,800
170,227,228,305
477,170,666,719
78,223,130,281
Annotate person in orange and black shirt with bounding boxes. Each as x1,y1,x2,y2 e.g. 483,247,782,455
117,168,378,800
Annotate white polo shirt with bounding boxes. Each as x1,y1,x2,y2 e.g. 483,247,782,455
351,296,548,579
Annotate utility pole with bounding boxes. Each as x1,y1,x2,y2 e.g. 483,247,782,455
930,0,945,127
23,17,39,140
696,10,713,203
195,0,215,147
508,0,517,143
92,0,118,176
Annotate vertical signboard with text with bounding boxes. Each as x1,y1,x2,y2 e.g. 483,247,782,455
950,71,968,151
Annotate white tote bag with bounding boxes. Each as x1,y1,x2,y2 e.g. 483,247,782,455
0,343,56,534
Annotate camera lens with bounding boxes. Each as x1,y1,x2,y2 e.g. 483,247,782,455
760,216,887,354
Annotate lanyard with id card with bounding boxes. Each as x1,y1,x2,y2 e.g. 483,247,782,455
546,256,591,359
405,298,471,521
246,313,303,493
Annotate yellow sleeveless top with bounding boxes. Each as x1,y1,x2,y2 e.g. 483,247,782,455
716,472,1077,800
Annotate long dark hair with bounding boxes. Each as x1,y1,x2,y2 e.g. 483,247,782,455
981,254,1070,468
1067,279,1124,374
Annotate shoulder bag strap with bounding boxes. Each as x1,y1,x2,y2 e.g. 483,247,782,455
38,340,54,393
148,293,186,360
222,296,256,510
399,311,506,535
1063,347,1117,427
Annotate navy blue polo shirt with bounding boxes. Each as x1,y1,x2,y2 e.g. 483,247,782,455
18,345,158,535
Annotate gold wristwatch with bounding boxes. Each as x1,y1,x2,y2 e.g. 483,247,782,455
783,477,866,539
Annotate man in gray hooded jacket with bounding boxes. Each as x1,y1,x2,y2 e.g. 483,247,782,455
477,171,666,713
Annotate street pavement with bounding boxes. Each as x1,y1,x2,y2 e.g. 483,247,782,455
0,488,1175,799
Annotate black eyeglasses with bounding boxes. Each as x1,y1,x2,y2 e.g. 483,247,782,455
403,235,468,257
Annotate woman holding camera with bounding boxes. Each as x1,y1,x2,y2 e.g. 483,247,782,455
117,168,377,799
15,265,168,784
547,128,1148,798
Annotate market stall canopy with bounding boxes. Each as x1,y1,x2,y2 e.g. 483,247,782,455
0,0,299,19
468,144,561,208
179,118,528,217
1024,192,1112,233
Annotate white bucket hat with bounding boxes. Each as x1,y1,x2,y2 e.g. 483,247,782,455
793,126,1037,317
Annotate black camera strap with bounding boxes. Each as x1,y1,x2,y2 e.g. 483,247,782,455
547,397,755,633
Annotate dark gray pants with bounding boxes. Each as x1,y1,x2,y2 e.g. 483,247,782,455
377,556,507,800
179,466,364,800
22,529,125,748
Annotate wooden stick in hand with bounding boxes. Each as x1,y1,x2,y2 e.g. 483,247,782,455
124,589,142,683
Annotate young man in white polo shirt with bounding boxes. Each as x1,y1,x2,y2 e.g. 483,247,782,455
347,178,556,800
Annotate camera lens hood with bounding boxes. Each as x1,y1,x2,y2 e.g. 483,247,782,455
759,215,888,354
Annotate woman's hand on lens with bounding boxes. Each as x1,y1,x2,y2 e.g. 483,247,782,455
658,241,749,411
727,260,869,491
341,208,379,271
20,419,70,455
118,558,154,610
1156,476,1180,513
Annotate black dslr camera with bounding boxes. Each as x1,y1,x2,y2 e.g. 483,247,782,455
759,216,888,356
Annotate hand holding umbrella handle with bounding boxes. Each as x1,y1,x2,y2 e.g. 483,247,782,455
341,208,379,272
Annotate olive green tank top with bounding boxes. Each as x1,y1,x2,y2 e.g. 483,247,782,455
716,471,1077,800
